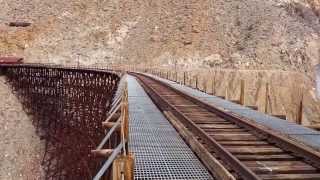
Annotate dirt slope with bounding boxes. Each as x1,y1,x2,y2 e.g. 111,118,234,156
0,77,44,180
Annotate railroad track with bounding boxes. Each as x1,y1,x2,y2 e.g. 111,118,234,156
133,73,320,180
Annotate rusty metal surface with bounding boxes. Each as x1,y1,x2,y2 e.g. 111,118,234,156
134,73,320,180
0,57,23,64
4,66,120,179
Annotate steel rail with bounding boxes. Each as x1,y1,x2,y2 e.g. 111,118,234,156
142,73,320,169
133,72,320,179
134,73,261,180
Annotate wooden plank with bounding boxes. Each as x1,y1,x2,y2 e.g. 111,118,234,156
174,105,198,107
188,117,225,121
112,154,134,180
198,124,239,129
188,114,222,118
159,94,179,97
297,94,303,124
259,173,320,180
205,129,248,133
251,165,317,174
226,147,284,155
265,83,269,113
185,113,219,118
193,120,229,124
236,154,296,161
240,80,245,105
197,121,233,125
207,131,252,135
163,111,235,180
211,134,260,141
183,112,214,116
179,108,209,113
225,145,275,149
243,161,308,167
218,141,268,146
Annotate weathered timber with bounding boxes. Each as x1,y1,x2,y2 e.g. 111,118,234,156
164,111,235,180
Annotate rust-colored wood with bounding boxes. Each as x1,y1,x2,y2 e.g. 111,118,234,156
226,147,284,155
112,154,134,180
259,173,320,180
236,154,296,161
107,113,121,122
102,121,121,130
297,93,303,124
265,83,269,114
122,84,129,141
240,80,245,105
91,149,114,158
251,165,317,174
212,73,216,95
196,75,199,89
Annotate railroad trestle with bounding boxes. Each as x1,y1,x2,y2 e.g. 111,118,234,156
2,65,120,179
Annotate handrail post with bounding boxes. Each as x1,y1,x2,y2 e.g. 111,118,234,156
265,83,269,114
240,80,245,105
92,81,133,180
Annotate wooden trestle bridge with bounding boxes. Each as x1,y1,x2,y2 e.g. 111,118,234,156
1,63,320,180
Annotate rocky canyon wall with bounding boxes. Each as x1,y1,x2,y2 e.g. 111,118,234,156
0,0,319,73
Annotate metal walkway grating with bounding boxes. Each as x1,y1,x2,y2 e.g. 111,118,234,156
127,75,214,180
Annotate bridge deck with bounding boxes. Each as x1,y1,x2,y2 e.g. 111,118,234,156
146,73,320,151
127,75,213,179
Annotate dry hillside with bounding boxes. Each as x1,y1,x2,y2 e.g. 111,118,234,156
0,0,319,74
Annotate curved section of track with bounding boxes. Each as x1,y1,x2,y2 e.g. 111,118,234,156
134,73,320,180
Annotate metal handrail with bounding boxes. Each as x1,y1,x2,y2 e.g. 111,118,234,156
96,118,121,150
93,142,124,180
92,81,130,180
105,103,121,123
110,97,122,112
